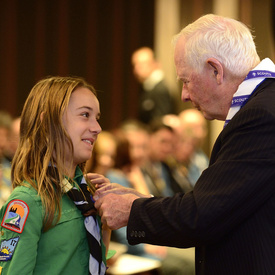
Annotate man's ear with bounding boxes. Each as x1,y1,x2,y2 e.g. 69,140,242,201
206,58,223,84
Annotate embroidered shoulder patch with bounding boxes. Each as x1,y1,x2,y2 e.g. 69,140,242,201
1,200,29,233
0,237,19,261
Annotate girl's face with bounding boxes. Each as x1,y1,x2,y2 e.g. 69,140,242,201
62,87,101,171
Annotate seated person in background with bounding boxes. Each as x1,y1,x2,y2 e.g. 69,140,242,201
144,118,192,195
161,114,194,193
163,111,209,188
85,131,117,176
178,109,209,186
119,119,155,195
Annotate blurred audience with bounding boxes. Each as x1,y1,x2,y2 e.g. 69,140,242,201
132,47,175,124
102,128,194,275
161,114,194,193
118,119,155,195
162,110,209,188
85,131,117,175
85,119,199,274
4,116,21,161
178,109,209,186
143,118,191,196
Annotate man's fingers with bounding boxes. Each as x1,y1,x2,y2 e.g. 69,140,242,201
86,173,110,185
94,197,102,210
86,172,102,180
94,196,115,229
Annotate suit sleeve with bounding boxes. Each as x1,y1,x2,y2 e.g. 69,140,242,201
0,189,43,274
127,105,275,248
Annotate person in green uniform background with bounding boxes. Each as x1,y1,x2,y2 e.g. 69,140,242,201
0,76,111,275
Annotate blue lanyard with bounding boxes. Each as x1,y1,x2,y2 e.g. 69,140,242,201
231,70,275,108
245,70,275,80
224,69,275,128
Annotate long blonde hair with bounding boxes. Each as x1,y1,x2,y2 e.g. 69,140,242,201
11,76,97,231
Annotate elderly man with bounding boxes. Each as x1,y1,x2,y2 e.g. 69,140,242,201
92,14,275,275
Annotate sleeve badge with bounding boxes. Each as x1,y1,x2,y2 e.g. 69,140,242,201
0,237,19,261
1,200,29,233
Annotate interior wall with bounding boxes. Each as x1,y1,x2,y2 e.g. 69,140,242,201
0,0,155,130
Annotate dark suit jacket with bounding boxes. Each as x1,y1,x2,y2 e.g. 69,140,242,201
127,78,275,275
138,80,174,124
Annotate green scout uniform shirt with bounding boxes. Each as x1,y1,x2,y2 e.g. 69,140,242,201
0,167,90,275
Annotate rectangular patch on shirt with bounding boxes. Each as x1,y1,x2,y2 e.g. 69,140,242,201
0,237,19,261
1,200,29,233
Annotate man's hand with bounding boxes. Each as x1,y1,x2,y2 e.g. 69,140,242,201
93,183,151,229
94,192,138,229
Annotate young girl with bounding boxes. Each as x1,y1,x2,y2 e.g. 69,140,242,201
0,76,110,274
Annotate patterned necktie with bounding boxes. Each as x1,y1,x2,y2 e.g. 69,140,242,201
63,177,106,275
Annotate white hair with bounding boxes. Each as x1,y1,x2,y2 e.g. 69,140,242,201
173,14,260,77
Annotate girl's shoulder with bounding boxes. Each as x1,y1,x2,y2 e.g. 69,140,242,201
11,184,40,200
1,184,42,216
0,183,44,236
